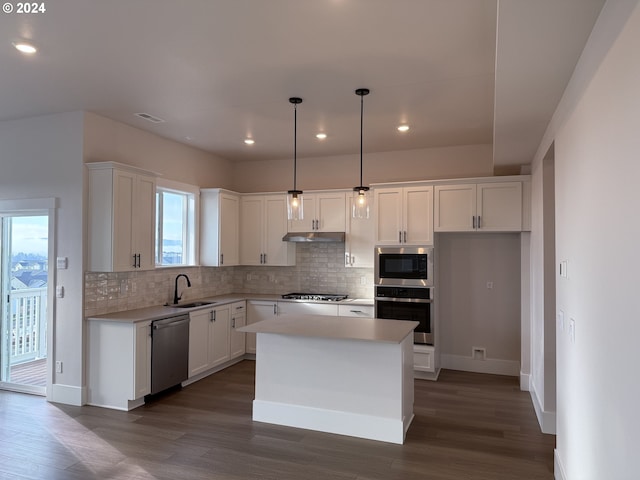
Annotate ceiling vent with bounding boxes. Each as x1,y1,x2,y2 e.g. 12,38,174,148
134,112,165,123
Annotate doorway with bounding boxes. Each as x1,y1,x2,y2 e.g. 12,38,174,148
0,214,49,395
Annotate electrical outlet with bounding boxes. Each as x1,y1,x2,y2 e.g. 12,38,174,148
569,318,576,344
486,281,493,289
360,276,367,285
472,347,486,361
55,361,63,373
557,310,565,331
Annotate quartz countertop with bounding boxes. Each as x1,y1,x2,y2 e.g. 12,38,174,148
86,294,374,323
239,314,417,344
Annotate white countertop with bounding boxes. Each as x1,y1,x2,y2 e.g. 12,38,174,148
239,314,417,344
86,294,374,323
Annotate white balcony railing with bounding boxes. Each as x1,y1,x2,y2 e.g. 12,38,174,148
9,287,47,365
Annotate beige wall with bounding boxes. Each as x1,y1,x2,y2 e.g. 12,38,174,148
83,112,234,188
232,144,493,193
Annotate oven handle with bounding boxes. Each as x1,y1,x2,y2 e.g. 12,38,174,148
375,297,432,304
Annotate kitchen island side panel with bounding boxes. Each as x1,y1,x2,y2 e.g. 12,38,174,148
252,332,414,444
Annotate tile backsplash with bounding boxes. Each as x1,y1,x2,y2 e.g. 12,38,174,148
85,242,374,316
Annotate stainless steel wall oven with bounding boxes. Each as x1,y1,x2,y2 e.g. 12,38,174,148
375,286,433,345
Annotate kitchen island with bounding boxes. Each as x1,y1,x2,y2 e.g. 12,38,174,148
239,314,418,444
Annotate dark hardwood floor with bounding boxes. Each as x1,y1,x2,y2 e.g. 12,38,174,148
0,361,555,479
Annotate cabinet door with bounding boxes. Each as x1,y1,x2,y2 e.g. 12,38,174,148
263,195,295,266
316,192,346,232
288,195,317,232
210,306,231,367
404,186,433,245
133,321,152,399
476,182,522,231
374,188,403,244
337,305,374,318
188,309,212,377
434,184,476,232
246,301,278,354
112,170,136,271
219,193,240,265
134,174,156,270
345,195,374,268
230,310,246,359
240,196,264,265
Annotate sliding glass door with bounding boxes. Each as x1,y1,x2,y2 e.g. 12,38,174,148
0,214,49,394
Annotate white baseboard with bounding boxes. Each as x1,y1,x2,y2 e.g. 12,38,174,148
520,372,531,391
253,399,411,445
530,381,556,434
440,354,520,376
48,383,85,406
554,449,567,480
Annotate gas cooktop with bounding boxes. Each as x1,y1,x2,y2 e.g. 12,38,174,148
281,293,348,302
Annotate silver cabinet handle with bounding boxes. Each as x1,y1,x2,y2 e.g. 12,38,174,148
263,253,267,264
232,318,236,328
478,215,481,229
210,310,216,322
399,231,402,243
260,253,263,264
472,216,476,229
220,253,224,265
350,310,363,314
273,304,277,315
404,231,407,243
236,305,244,310
133,254,137,268
351,255,355,265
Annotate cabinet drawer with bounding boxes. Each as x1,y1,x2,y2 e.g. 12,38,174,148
231,301,246,313
337,304,374,318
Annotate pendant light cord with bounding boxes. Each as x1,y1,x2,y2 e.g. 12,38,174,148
359,93,364,187
294,102,297,191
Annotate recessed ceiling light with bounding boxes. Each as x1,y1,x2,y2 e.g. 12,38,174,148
397,125,410,132
316,133,327,140
244,138,255,145
13,42,37,54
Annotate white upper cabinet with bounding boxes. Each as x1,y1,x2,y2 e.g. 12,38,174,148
87,162,157,272
374,186,433,245
288,192,346,232
240,194,295,266
434,181,522,232
200,189,240,266
345,195,374,268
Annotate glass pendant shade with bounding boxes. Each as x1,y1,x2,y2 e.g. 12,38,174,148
352,88,370,219
352,186,370,219
287,97,303,221
287,190,304,221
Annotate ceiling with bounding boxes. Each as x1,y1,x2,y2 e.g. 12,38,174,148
1,0,605,168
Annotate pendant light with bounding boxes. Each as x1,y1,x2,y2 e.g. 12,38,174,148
353,88,371,219
287,97,304,221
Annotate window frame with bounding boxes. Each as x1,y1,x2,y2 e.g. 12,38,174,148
155,179,199,267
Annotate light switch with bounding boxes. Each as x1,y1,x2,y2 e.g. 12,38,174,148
56,286,64,298
557,310,565,331
569,318,576,344
56,257,68,269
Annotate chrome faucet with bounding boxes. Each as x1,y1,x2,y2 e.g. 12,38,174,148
173,274,191,305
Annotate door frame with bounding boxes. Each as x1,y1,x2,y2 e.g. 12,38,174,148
0,197,56,396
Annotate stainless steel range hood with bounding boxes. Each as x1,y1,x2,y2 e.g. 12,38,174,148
282,231,345,243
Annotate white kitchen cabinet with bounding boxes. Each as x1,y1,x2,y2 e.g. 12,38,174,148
87,318,152,411
277,301,339,317
434,182,522,232
240,195,295,266
345,195,374,268
87,162,157,272
188,304,231,378
413,344,435,373
374,186,433,245
288,191,346,233
230,301,246,359
337,304,374,318
246,300,279,354
201,189,240,266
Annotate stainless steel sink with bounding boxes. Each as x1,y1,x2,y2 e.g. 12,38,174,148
172,301,216,309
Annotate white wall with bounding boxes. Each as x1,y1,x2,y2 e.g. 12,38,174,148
437,233,521,375
232,144,493,192
0,112,85,405
528,1,640,478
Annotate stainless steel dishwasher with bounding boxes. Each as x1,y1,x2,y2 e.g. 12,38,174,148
150,313,190,395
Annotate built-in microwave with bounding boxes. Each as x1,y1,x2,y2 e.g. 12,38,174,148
374,246,434,287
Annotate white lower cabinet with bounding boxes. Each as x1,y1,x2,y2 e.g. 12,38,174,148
230,301,246,359
188,304,231,378
87,319,152,411
246,300,278,354
337,304,374,318
413,344,435,373
277,301,339,317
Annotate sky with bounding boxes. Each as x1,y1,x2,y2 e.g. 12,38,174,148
9,216,49,257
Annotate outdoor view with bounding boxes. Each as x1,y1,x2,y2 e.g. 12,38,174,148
3,215,48,388
157,190,187,265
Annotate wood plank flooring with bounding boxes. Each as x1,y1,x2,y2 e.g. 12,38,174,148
0,361,555,479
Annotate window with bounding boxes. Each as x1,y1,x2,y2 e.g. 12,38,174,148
155,181,198,266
